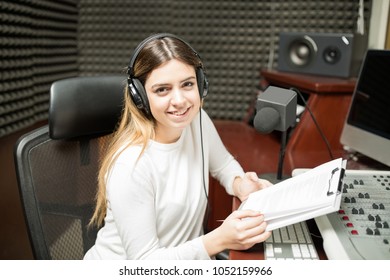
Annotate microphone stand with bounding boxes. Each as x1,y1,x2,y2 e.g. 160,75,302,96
259,128,290,184
277,130,288,180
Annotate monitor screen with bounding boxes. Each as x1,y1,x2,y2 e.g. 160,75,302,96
340,49,390,167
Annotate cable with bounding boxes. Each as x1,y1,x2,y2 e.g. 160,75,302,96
267,2,276,70
199,109,208,199
277,130,288,180
289,87,334,160
199,109,212,232
357,0,365,35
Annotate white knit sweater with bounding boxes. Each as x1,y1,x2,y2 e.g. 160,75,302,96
84,110,244,259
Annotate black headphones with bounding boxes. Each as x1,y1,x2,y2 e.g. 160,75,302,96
126,33,209,116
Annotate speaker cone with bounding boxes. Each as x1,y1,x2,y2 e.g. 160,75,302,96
323,46,341,64
288,36,317,67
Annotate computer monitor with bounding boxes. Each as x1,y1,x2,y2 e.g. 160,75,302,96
340,49,390,167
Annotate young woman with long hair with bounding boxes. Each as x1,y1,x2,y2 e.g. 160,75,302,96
84,34,271,260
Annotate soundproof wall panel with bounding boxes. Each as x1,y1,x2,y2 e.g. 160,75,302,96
77,0,173,75
1,0,79,137
77,0,372,121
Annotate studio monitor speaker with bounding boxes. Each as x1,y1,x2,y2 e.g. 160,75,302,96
277,32,368,78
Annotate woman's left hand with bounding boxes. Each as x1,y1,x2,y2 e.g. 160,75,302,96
234,172,273,202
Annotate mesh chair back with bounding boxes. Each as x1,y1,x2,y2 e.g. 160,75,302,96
14,76,125,259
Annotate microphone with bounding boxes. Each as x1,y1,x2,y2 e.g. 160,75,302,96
254,86,297,134
254,86,297,181
254,107,280,134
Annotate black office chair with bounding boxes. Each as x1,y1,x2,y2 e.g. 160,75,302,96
14,75,126,259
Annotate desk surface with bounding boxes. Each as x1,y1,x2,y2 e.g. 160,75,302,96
260,69,356,94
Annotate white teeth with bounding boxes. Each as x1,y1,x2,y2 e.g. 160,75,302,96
171,108,188,116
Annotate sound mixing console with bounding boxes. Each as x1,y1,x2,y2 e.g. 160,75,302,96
315,170,390,259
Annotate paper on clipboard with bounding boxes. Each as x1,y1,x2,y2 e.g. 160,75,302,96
239,158,346,231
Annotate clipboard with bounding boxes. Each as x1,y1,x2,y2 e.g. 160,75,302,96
239,158,346,231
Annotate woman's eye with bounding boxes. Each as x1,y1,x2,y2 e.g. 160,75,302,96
155,87,169,94
183,81,194,88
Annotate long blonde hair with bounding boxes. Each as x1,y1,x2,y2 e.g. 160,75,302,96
90,35,204,227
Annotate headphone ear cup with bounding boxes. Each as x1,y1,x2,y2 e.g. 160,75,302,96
196,68,209,98
128,78,151,116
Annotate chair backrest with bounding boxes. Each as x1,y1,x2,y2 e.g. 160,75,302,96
14,75,126,259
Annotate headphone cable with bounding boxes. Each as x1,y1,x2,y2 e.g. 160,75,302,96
199,109,212,232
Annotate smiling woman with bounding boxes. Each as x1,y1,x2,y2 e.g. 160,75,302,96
84,33,272,260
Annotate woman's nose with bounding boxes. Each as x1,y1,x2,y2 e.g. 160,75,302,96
170,88,185,105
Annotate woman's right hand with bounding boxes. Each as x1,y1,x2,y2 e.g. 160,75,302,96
203,210,271,257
